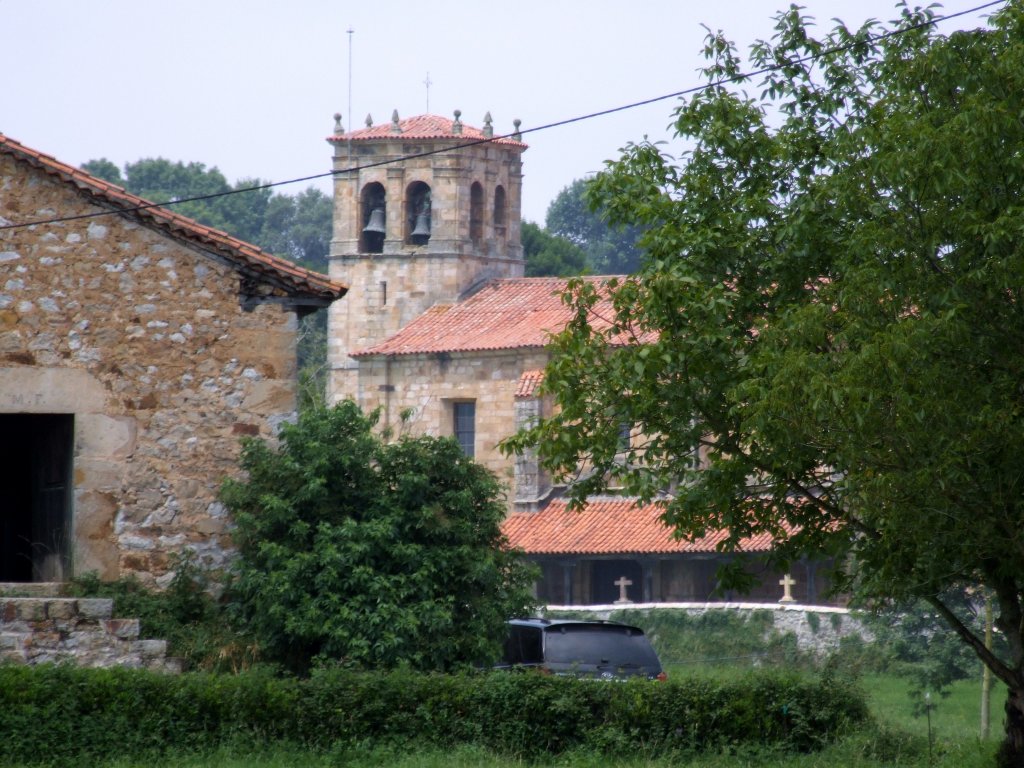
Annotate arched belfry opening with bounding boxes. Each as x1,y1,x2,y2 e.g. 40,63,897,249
494,185,507,243
406,181,432,245
470,182,484,245
360,182,386,254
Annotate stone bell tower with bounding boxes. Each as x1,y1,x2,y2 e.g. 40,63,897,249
326,109,527,402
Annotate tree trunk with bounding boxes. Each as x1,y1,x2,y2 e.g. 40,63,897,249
998,687,1024,768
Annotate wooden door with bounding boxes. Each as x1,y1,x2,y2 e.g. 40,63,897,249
29,415,73,581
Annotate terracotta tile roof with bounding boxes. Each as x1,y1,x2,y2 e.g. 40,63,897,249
516,370,545,398
0,134,347,303
501,498,778,555
328,113,526,148
353,276,629,357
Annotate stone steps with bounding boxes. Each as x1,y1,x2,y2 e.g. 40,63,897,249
0,582,67,598
0,592,181,673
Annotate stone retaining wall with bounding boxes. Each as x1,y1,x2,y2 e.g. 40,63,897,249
546,602,874,656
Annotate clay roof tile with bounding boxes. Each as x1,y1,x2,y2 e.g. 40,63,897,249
501,498,780,555
328,113,527,148
516,370,545,398
353,276,638,357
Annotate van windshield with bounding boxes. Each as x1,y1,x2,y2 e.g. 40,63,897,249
544,624,660,668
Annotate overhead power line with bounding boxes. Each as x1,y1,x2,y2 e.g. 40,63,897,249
0,0,1005,234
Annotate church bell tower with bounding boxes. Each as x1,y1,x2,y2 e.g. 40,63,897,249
326,109,527,402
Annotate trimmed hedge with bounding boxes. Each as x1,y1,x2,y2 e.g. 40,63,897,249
0,665,867,765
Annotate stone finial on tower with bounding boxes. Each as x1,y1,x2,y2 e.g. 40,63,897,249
391,110,402,134
483,112,493,138
513,119,522,142
334,113,344,135
365,114,374,128
452,110,463,136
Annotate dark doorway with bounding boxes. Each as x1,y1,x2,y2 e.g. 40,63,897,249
0,414,73,582
591,559,643,605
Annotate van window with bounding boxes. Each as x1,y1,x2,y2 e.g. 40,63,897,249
503,625,543,665
544,624,660,668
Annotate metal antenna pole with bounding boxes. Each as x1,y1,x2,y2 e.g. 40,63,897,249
347,27,354,172
424,72,432,113
347,27,354,124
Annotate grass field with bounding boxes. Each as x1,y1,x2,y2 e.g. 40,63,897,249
70,671,1004,768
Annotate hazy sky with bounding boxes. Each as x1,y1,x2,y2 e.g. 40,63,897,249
2,0,999,227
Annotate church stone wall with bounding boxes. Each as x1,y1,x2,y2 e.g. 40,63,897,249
327,250,523,401
354,348,547,487
0,155,302,585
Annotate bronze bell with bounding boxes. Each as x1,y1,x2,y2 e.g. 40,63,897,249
363,207,386,235
410,212,431,240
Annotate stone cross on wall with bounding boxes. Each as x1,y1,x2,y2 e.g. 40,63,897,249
778,573,797,604
614,576,633,604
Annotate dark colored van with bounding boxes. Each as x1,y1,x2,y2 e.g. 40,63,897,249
499,618,666,680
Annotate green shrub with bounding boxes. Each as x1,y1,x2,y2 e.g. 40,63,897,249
221,402,537,673
0,664,868,765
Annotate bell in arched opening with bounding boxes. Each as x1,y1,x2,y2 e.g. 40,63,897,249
359,183,387,254
364,207,386,234
410,210,431,241
407,184,431,246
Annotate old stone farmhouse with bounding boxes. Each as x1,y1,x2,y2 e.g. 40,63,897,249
325,111,836,606
0,134,347,586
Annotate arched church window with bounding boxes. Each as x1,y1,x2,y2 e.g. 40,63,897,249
493,185,507,242
470,182,484,244
406,182,432,245
359,182,386,254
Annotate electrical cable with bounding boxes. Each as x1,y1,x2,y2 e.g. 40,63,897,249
0,0,1006,234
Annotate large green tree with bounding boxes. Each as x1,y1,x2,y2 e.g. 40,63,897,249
81,157,332,270
83,157,271,243
257,187,333,273
221,402,537,673
522,220,588,277
505,4,1024,761
545,178,644,273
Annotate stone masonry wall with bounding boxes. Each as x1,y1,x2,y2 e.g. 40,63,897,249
328,251,523,401
354,348,548,488
0,594,179,671
0,154,303,584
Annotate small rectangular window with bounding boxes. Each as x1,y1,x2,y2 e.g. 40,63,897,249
453,401,476,458
617,422,632,453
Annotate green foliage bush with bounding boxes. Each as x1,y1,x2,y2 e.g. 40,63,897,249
0,665,868,765
220,402,537,673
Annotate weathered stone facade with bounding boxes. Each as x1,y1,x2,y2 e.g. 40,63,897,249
352,348,548,486
0,136,345,585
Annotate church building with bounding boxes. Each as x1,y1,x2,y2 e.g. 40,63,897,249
325,111,835,606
